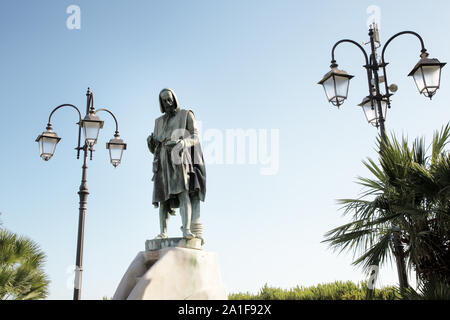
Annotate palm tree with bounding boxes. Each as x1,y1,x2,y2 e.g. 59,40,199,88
0,228,50,300
323,123,450,291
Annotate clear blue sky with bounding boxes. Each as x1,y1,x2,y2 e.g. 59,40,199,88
1,0,449,299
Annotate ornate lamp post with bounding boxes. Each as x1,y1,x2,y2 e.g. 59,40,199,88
36,88,126,300
318,24,445,292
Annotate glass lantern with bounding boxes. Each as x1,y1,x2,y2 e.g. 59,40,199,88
35,128,61,161
106,136,127,167
318,67,354,107
81,113,104,145
358,96,388,127
408,56,446,99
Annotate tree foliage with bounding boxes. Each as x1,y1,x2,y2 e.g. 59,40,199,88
323,123,450,289
0,229,50,300
229,281,399,300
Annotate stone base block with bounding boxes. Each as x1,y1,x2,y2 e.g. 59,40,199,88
145,237,203,251
113,247,227,300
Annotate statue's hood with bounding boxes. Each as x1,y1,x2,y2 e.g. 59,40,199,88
159,88,180,113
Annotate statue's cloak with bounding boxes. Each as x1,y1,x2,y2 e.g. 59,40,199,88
149,89,206,209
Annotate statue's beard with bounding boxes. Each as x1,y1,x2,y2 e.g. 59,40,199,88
165,106,177,116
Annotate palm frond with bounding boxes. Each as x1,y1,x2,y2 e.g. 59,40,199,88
325,122,450,287
0,229,49,300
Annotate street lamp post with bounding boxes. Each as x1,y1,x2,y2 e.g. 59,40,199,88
36,88,126,300
318,24,446,292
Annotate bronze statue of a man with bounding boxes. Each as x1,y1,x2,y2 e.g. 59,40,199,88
147,88,206,241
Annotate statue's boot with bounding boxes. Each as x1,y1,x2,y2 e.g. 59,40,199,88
190,196,203,243
155,205,169,240
180,226,195,240
183,229,195,239
179,191,195,239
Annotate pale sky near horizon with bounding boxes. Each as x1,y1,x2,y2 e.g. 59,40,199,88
1,0,449,299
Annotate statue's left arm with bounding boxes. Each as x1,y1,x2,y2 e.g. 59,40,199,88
183,110,200,148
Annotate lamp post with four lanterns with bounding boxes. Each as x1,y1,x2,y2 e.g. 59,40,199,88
318,24,446,293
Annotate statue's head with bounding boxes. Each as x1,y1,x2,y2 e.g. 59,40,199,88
159,88,179,114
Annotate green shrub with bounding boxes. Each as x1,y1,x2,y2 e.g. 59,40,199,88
228,281,400,300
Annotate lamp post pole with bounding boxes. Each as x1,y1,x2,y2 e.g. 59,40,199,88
319,24,445,293
367,29,409,293
73,87,98,300
366,27,408,292
36,88,127,300
74,143,89,300
73,90,92,300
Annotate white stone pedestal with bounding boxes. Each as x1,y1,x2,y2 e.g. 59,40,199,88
113,242,227,300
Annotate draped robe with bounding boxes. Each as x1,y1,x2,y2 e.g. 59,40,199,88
149,108,206,210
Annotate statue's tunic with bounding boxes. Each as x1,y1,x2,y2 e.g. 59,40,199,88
150,109,206,208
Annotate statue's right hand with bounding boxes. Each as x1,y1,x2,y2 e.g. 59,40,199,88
164,140,178,147
147,134,157,154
